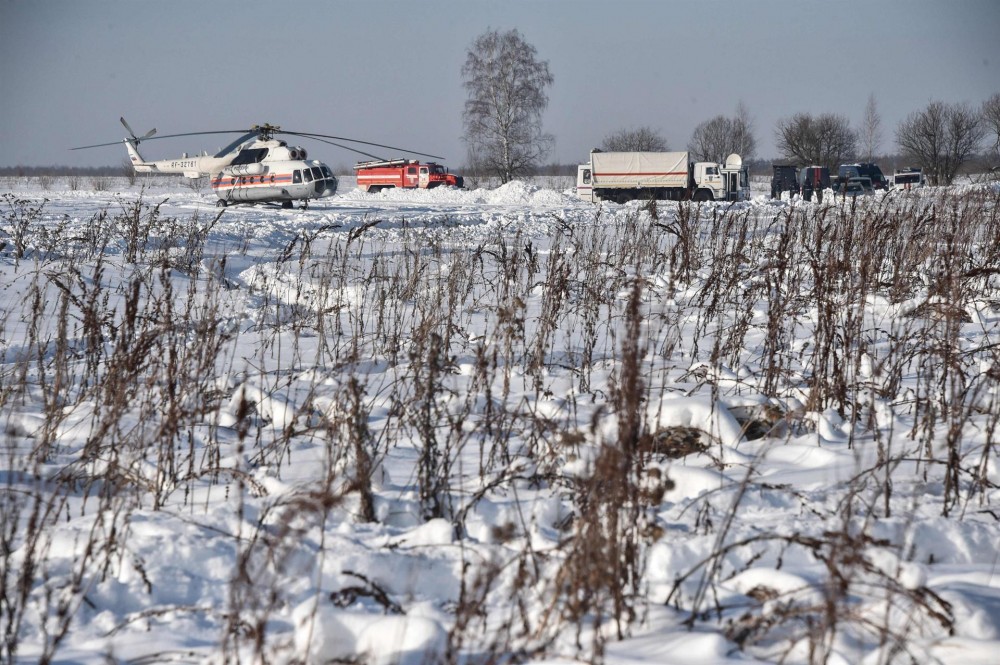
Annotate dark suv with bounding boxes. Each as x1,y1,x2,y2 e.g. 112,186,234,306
799,166,830,202
771,164,799,199
838,163,887,190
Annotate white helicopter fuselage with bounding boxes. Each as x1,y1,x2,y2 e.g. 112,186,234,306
126,138,338,207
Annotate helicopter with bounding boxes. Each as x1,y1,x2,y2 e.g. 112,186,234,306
72,118,445,209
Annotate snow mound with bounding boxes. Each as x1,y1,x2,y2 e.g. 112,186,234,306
336,179,576,207
293,599,446,664
482,180,571,206
646,395,746,447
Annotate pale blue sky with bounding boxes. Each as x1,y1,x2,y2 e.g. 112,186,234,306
2,0,998,169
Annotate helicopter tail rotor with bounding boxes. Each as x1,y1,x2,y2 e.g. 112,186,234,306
120,117,157,145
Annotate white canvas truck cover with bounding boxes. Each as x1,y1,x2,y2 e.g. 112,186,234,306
590,151,690,189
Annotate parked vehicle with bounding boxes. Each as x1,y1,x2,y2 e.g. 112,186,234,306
798,166,830,202
838,163,888,190
893,167,925,190
771,164,799,199
354,159,463,193
575,150,749,203
834,177,872,196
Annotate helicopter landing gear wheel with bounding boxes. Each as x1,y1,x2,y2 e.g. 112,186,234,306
281,201,293,209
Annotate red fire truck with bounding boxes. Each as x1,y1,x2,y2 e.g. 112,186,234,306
354,159,464,193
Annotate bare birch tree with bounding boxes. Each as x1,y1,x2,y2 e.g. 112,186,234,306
861,93,882,162
731,101,757,159
688,102,756,163
983,93,1000,165
461,29,554,183
896,100,984,185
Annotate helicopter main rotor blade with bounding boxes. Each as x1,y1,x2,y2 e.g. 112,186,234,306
71,129,254,151
281,131,445,161
213,130,264,158
298,136,385,161
71,139,139,150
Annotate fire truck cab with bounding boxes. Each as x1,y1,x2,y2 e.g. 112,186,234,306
354,159,463,193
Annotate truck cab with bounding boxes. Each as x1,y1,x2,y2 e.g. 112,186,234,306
694,154,749,202
692,153,750,201
692,162,723,200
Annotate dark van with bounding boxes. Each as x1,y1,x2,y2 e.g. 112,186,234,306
771,164,799,199
799,166,830,202
838,163,887,190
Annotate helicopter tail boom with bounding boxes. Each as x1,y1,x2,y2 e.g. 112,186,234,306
124,139,155,173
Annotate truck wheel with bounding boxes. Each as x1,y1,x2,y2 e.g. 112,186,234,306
694,189,712,202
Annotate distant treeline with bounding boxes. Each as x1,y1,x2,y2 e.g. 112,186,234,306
0,165,124,177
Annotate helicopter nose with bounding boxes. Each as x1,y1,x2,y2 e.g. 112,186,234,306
319,174,338,197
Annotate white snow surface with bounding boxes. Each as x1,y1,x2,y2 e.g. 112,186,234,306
1,175,999,664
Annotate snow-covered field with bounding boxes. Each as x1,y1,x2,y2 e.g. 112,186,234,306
2,176,999,664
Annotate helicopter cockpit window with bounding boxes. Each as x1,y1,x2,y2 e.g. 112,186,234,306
293,170,302,184
321,166,333,179
232,148,268,165
310,167,322,181
302,169,313,182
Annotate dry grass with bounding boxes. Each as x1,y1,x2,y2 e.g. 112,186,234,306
1,187,999,662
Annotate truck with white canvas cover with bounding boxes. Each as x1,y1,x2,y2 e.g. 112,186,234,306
575,150,749,203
